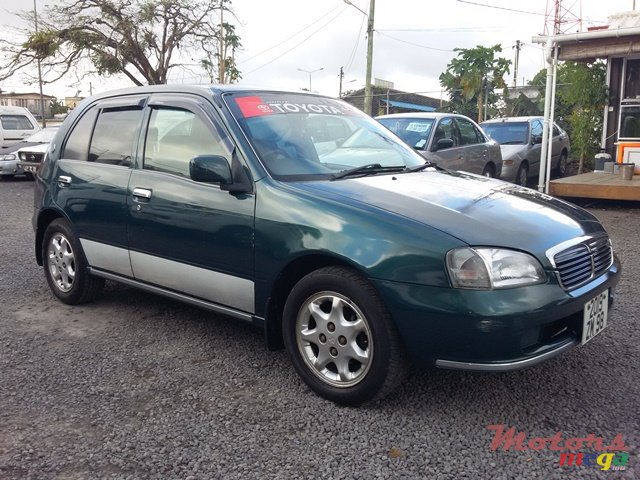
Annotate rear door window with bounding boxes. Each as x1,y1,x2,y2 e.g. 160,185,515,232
455,118,482,145
88,108,142,166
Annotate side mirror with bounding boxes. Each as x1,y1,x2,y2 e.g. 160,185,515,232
532,135,543,144
190,155,232,185
434,138,454,151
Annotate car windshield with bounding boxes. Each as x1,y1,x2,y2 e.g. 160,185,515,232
225,93,425,180
377,117,434,150
25,127,58,143
481,122,529,145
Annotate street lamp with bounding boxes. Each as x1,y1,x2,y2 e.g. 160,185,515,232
297,67,324,92
343,0,375,116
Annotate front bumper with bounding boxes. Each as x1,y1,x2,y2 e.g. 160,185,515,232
373,256,621,371
0,160,23,176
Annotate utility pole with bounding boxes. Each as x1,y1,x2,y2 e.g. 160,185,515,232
219,0,225,83
512,40,521,88
34,0,46,127
364,0,375,116
339,66,344,98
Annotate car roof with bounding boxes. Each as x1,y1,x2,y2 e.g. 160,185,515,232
480,116,542,124
76,84,328,104
375,112,473,121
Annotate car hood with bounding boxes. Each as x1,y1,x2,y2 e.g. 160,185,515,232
16,142,49,154
499,144,528,159
293,171,604,259
0,141,43,155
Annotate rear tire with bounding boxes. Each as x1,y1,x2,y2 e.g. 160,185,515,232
481,163,495,178
43,219,104,304
555,152,568,177
283,266,408,406
515,163,529,187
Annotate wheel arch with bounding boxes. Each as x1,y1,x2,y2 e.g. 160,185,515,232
35,208,66,265
263,253,369,351
483,161,497,176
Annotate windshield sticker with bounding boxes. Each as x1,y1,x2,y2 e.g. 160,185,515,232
235,96,356,118
406,122,430,133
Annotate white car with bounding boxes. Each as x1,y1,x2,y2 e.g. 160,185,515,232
0,126,58,179
0,106,41,147
17,142,50,179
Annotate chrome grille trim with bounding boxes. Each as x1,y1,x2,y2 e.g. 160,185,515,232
545,234,613,290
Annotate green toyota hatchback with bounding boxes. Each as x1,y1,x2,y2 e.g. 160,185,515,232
33,86,620,405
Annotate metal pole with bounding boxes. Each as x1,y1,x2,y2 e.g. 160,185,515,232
339,67,343,98
34,0,46,127
538,39,554,192
544,45,559,194
297,67,323,92
363,0,375,115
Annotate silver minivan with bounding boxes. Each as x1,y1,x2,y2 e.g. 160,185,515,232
0,106,41,147
480,116,570,186
377,112,502,178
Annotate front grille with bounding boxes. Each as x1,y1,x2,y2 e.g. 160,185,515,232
19,152,44,163
553,235,613,290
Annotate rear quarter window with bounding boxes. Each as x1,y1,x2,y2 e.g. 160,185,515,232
62,107,99,160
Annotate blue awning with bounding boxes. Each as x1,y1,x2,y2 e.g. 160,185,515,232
380,99,436,112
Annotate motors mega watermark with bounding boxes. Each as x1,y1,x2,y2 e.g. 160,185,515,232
487,424,630,471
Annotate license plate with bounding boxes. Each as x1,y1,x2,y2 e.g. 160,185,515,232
582,290,608,345
24,165,38,173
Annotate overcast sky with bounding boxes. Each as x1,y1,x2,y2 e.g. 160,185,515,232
0,0,636,100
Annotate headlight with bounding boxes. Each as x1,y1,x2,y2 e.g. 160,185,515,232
446,247,546,289
0,154,16,161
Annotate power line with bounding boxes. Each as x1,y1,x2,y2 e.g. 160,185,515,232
456,0,545,16
244,7,347,75
378,27,501,32
343,10,366,74
376,31,454,52
238,2,344,66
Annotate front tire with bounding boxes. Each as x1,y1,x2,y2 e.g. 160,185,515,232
283,266,408,406
43,219,104,304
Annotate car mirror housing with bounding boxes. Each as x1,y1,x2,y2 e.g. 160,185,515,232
532,135,543,145
189,155,233,184
435,138,454,151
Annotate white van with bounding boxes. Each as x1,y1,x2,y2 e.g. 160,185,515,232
0,106,41,147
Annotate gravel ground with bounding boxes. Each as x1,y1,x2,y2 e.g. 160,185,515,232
0,178,638,480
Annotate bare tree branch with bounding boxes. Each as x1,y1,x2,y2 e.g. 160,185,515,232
0,0,241,87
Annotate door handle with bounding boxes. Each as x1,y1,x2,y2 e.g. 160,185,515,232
132,187,152,201
58,175,71,187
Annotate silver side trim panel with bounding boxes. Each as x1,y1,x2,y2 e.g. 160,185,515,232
80,239,133,277
435,338,579,372
130,250,254,314
89,269,253,323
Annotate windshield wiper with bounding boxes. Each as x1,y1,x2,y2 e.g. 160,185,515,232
330,163,405,180
404,161,446,172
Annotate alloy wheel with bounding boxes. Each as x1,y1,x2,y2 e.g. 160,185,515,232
47,233,76,292
296,291,373,388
